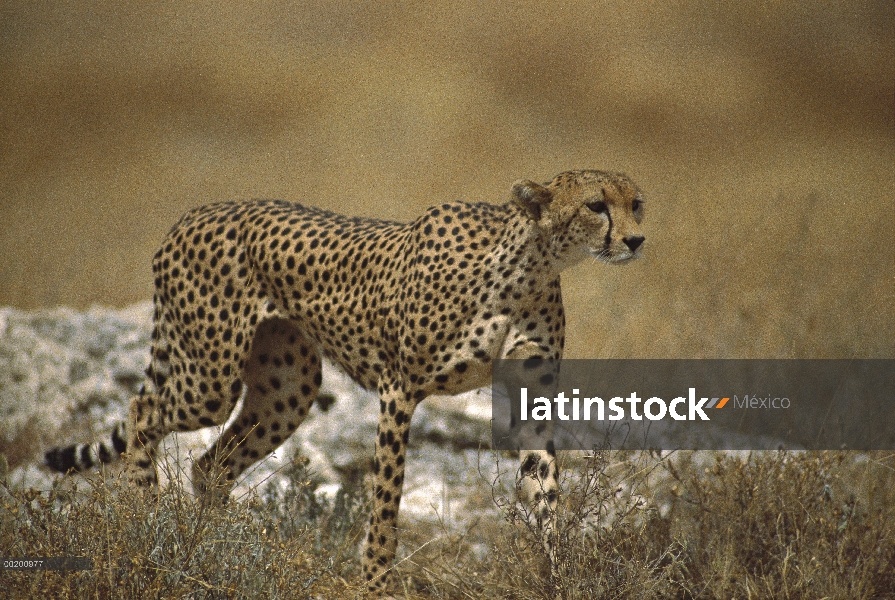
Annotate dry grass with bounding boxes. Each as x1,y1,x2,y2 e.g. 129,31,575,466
4,449,892,599
390,450,895,599
0,456,368,599
660,451,895,598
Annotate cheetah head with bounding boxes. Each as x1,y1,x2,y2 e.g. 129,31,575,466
512,169,645,266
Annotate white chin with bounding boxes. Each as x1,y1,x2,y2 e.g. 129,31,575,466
587,249,637,264
609,255,636,264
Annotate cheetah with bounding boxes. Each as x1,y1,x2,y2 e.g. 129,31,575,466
45,169,645,594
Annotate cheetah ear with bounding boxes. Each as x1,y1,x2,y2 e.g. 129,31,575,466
511,180,553,221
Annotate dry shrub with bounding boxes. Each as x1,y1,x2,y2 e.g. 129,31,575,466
2,449,892,599
399,450,895,599
393,450,686,599
0,455,368,599
483,450,687,599
664,451,895,599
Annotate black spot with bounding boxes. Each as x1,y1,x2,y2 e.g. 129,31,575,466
521,453,539,476
523,357,543,370
112,426,127,452
44,446,77,473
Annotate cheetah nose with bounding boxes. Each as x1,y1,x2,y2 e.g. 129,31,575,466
624,235,645,252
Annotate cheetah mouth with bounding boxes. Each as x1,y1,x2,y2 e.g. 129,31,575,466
587,248,639,264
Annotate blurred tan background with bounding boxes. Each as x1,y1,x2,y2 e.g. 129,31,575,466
1,1,892,358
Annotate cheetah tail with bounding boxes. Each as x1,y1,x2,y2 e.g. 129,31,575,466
44,422,128,473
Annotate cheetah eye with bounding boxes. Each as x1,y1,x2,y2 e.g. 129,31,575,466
632,199,643,212
585,200,608,214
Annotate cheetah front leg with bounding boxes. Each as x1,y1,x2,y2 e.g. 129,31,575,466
362,378,416,594
503,342,561,567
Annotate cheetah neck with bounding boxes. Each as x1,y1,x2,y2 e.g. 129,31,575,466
498,205,585,277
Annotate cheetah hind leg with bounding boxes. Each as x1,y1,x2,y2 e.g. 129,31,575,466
191,317,321,501
124,389,174,488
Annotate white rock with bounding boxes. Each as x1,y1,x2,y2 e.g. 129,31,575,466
1,303,505,533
